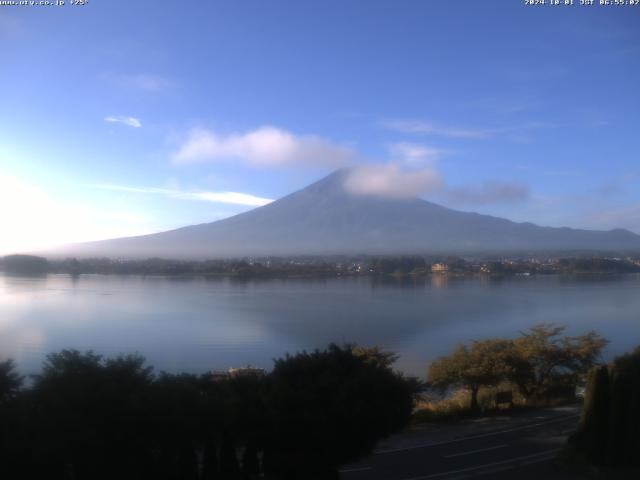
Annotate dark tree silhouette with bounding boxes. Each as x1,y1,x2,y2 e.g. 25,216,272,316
26,350,155,480
0,359,26,479
1,254,49,275
0,359,23,403
264,344,420,479
0,344,418,480
570,346,640,468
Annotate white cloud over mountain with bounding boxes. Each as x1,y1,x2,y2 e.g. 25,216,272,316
388,142,446,164
343,164,443,199
172,126,355,167
91,184,273,207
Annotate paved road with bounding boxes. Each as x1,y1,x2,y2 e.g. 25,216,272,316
340,408,581,480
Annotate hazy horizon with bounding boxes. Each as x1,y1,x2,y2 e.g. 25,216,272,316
19,168,633,260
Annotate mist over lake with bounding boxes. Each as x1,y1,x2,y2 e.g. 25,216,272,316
1,272,639,378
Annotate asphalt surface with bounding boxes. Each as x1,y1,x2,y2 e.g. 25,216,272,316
340,407,582,480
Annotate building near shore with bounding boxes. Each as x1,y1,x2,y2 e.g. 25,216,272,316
211,366,267,381
431,263,449,274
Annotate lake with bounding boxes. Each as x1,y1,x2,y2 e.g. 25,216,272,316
1,273,639,378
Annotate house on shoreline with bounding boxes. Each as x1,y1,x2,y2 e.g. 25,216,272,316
211,366,267,381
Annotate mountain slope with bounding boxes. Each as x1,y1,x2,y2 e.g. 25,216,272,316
63,170,640,258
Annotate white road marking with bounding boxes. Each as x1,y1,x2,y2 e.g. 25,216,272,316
374,414,578,455
443,444,507,458
402,448,561,480
339,466,372,473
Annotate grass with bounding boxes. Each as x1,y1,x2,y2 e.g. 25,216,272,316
411,383,579,424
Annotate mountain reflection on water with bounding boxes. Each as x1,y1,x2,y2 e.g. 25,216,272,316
1,273,639,378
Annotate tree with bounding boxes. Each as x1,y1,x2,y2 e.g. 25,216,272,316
0,359,23,404
428,339,515,412
1,254,49,275
574,365,610,465
30,350,156,480
147,372,205,480
1,345,418,479
0,359,25,480
570,346,640,468
510,324,608,400
352,345,399,370
265,344,419,479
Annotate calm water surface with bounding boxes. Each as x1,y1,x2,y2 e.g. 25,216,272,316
1,273,639,378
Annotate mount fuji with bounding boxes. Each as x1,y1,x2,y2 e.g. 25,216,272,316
60,169,640,258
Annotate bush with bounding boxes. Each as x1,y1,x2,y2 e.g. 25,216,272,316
264,344,419,477
0,344,419,480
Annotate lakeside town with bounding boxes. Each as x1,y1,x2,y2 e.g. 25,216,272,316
2,253,640,278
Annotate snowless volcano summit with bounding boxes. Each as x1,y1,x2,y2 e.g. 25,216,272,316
64,169,640,258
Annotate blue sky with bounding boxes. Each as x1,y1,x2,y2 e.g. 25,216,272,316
0,0,639,253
